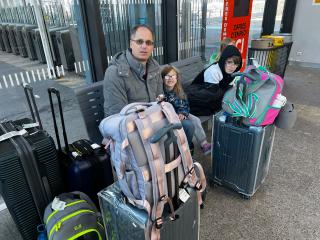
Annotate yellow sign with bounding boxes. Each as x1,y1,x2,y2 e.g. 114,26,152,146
313,0,320,4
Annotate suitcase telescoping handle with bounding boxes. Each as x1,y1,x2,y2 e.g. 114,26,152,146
23,84,43,130
48,87,70,153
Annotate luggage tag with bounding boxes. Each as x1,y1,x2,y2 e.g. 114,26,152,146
51,197,66,211
179,188,190,203
91,143,101,149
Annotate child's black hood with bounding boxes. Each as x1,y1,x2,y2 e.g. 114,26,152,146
218,45,242,89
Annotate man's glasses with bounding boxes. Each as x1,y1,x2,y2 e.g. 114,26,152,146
164,75,177,80
226,60,239,67
131,39,154,46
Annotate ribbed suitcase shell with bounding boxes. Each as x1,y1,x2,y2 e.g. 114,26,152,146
0,119,63,240
98,182,200,240
212,113,275,197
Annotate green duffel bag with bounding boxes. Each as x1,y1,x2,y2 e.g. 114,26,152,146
44,191,106,240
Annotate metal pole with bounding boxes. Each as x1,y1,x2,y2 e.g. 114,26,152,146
31,0,55,73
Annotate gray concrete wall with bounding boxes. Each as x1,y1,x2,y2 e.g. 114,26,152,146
289,0,320,67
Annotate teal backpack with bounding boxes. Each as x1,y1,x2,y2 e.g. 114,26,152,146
44,191,106,240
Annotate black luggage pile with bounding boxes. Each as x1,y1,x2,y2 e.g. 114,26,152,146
0,85,63,240
0,84,114,240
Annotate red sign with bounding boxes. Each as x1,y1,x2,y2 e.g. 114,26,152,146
221,0,253,71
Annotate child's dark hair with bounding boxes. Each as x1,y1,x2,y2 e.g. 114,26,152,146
161,65,187,100
229,55,241,65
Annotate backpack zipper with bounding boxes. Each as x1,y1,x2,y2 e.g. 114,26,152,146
49,209,95,240
46,200,86,224
67,228,102,240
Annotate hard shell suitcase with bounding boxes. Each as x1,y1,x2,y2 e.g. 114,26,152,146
0,85,63,240
212,112,276,198
48,87,114,206
98,182,200,240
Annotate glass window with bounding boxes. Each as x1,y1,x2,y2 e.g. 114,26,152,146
248,0,266,45
205,0,224,61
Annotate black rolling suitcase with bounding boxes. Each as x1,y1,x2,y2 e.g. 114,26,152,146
48,87,114,206
0,85,63,240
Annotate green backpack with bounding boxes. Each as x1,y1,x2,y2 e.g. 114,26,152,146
44,191,106,240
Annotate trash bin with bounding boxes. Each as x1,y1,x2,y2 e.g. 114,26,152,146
248,42,293,78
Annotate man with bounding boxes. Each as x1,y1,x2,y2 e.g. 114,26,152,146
103,24,163,117
103,24,194,153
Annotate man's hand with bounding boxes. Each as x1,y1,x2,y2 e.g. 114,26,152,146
178,114,187,121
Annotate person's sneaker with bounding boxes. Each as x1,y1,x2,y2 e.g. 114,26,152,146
201,143,211,156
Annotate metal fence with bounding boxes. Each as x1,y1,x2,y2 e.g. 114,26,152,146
178,0,207,60
99,0,164,64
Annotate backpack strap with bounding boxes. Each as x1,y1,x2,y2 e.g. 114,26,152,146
160,102,206,205
134,111,176,240
117,119,153,217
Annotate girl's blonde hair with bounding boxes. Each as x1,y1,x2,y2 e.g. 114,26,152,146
215,37,235,62
161,65,187,100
